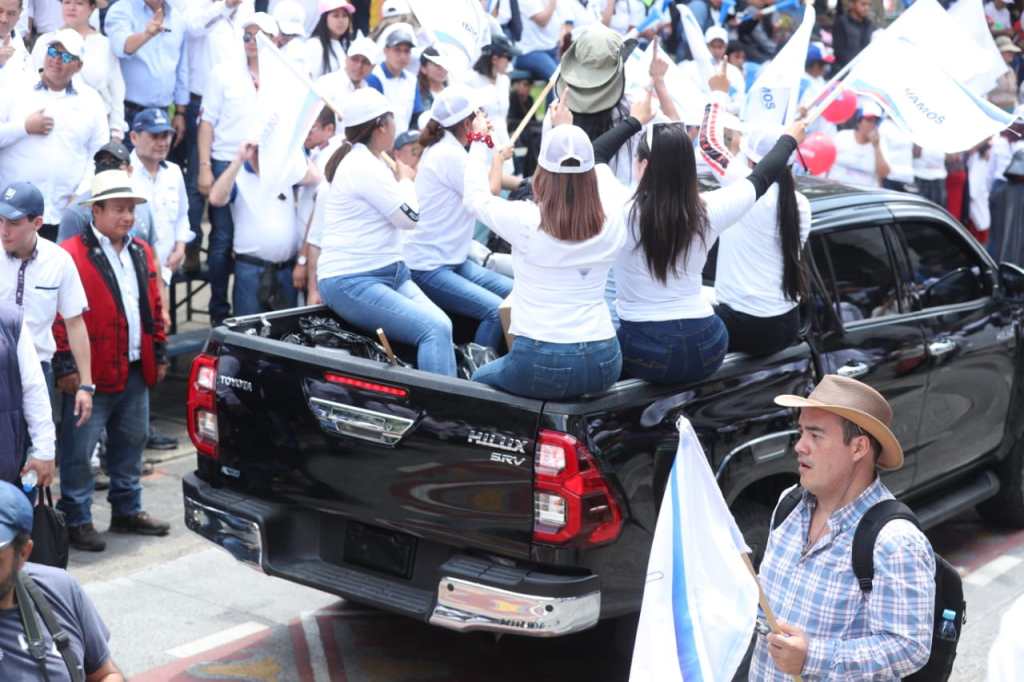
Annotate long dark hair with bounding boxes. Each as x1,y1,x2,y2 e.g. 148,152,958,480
573,97,634,171
629,123,708,284
311,11,352,76
776,168,808,302
417,115,471,149
324,113,393,182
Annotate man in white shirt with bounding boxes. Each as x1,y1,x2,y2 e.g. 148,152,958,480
0,29,108,242
129,108,192,330
0,0,33,86
828,102,890,188
706,25,745,112
315,31,379,116
365,26,423,134
0,181,93,432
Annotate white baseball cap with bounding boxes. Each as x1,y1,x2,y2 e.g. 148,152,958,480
705,26,728,45
49,28,85,59
381,0,410,17
429,84,481,127
341,87,393,127
348,33,382,64
538,125,595,175
244,12,279,36
272,0,306,37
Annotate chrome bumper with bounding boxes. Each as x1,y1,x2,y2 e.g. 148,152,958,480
183,496,263,570
429,576,601,637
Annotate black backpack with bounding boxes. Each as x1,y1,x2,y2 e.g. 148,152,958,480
772,488,965,681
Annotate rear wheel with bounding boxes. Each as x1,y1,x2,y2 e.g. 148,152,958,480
977,440,1024,527
733,499,773,570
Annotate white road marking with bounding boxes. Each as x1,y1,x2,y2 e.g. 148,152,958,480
301,611,331,682
166,621,268,659
965,556,1024,587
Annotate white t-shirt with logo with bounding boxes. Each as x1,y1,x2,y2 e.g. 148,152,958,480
828,130,881,188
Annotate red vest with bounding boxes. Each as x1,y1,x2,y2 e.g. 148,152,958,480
52,229,166,393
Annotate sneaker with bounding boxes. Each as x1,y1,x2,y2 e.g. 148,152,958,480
109,511,170,536
146,427,178,451
69,523,106,552
93,470,110,491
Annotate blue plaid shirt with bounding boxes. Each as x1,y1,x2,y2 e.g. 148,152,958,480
750,478,935,680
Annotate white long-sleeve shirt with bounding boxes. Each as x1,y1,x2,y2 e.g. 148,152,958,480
130,151,193,284
16,319,56,462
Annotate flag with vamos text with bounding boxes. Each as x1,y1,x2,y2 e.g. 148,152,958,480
254,34,324,197
407,0,491,73
629,417,758,682
839,0,1013,152
743,4,815,129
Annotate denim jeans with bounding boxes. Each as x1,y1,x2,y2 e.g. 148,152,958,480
411,260,512,350
617,314,728,385
514,48,558,103
473,336,622,400
319,262,457,376
57,367,148,527
185,95,205,251
233,259,298,317
208,158,236,323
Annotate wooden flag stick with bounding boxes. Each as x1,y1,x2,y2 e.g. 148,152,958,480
742,553,803,682
509,65,561,145
376,328,398,365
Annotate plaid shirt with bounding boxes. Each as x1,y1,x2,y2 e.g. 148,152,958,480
749,478,935,681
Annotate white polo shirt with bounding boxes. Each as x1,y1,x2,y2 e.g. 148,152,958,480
0,237,88,363
405,134,474,271
368,62,419,135
0,80,109,224
130,151,193,284
92,226,142,361
202,63,257,162
230,162,304,264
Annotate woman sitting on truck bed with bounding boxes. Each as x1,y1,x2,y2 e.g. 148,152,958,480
316,88,457,377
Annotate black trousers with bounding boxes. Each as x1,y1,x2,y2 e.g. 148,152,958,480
714,302,801,356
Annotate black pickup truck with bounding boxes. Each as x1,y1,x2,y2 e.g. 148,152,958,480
182,178,1024,640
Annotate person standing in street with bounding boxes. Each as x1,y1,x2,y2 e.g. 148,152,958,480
749,375,935,680
831,0,873,73
827,102,890,188
53,170,171,553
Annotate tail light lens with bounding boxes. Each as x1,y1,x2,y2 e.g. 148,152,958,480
533,430,623,546
187,353,218,459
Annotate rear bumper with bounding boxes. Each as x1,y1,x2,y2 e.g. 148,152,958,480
182,473,601,637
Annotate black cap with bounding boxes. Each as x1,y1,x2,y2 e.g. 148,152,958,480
482,33,521,58
94,141,130,164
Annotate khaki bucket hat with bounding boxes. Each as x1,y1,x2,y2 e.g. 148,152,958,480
556,25,632,114
774,374,903,471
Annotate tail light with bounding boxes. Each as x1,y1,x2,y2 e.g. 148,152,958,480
187,353,218,459
533,430,622,546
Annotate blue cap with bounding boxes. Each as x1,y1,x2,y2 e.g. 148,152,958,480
806,45,834,66
394,130,420,150
131,107,175,134
0,481,33,549
0,182,45,221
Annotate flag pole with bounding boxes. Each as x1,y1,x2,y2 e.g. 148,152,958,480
742,553,803,682
509,66,561,145
802,43,872,124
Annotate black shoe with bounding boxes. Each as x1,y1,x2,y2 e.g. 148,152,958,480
146,428,178,451
69,523,106,552
109,511,170,536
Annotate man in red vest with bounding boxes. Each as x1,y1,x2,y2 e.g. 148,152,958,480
52,170,170,552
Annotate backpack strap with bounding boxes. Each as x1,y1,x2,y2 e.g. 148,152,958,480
18,571,85,682
771,485,804,531
852,499,920,593
14,573,52,682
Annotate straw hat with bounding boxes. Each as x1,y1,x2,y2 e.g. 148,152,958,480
774,374,903,471
80,170,147,205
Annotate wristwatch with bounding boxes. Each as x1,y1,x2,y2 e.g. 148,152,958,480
78,384,96,395
297,255,308,266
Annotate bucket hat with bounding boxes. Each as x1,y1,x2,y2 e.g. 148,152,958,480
556,25,631,114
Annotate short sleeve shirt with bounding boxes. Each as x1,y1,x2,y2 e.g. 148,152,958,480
828,130,880,188
0,563,111,680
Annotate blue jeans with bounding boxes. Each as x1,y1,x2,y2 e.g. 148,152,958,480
185,96,204,250
617,315,728,385
57,367,148,527
319,262,457,376
208,158,235,323
411,260,512,350
473,337,622,400
515,48,558,103
232,259,298,317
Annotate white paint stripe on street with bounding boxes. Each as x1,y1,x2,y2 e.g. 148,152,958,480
965,555,1024,587
166,621,268,659
301,611,331,682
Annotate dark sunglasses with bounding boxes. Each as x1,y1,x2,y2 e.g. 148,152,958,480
46,45,79,64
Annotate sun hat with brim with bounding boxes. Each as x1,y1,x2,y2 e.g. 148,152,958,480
317,0,353,16
429,84,481,127
996,36,1022,54
342,88,393,127
80,170,147,205
538,125,595,175
774,374,903,471
0,481,33,550
556,25,628,114
49,28,85,60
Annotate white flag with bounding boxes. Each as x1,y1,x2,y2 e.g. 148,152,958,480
947,0,1011,96
674,3,715,88
624,41,708,125
629,417,758,682
744,5,815,128
407,0,491,74
254,34,324,197
842,0,1014,153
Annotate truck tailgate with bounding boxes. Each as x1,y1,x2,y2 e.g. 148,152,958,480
212,333,543,560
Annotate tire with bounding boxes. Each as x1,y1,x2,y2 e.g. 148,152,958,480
977,440,1024,528
732,499,773,571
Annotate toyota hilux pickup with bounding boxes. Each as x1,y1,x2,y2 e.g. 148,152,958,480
182,178,1024,639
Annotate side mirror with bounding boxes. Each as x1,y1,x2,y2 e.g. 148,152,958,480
999,262,1024,299
922,267,981,308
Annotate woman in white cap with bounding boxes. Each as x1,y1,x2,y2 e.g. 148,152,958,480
405,85,513,352
305,0,354,78
32,5,125,140
317,88,456,376
463,105,626,399
416,47,451,113
612,100,806,385
699,80,811,357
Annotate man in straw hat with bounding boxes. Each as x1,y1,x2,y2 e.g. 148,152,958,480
749,374,935,680
52,170,171,552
